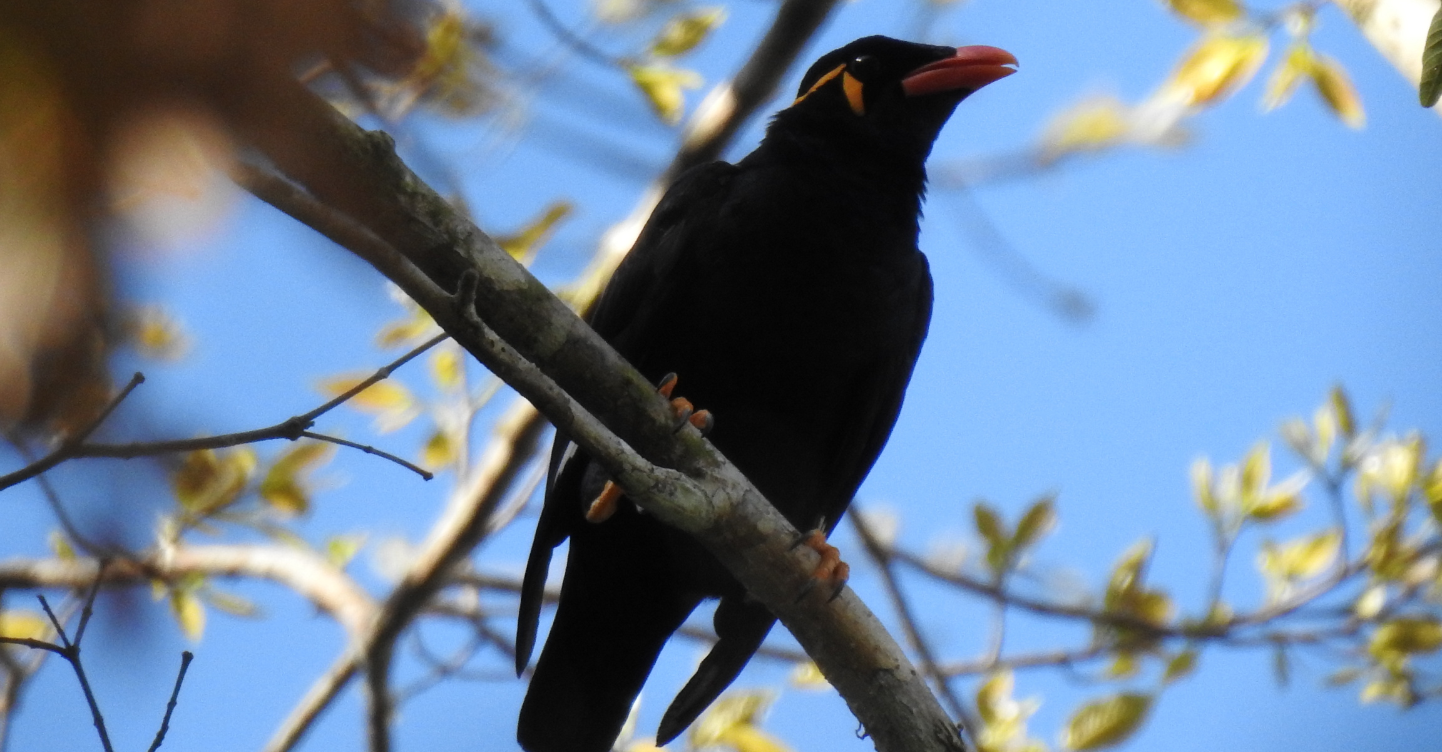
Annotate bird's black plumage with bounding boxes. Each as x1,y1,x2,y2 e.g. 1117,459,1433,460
515,35,1015,752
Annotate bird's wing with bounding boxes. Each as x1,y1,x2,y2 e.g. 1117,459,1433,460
818,255,933,530
656,258,934,740
515,161,739,674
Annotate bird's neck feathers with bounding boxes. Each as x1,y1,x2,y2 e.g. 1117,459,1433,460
755,108,934,233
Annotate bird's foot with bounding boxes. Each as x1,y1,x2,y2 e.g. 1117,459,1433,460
656,372,713,435
791,529,850,602
586,480,623,523
586,374,714,524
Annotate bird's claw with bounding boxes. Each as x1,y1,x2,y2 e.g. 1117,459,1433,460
657,374,714,436
586,480,623,523
791,529,850,603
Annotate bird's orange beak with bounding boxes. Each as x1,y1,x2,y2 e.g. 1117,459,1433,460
901,45,1018,97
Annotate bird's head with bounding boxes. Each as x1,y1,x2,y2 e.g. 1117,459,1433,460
778,36,1017,164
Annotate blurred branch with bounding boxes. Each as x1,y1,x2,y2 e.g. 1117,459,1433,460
1330,0,1442,114
577,0,841,309
0,546,377,638
525,0,621,67
0,336,446,492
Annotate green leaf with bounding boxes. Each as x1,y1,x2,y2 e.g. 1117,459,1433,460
170,589,206,641
326,534,367,569
1370,617,1442,657
1162,649,1198,684
1060,693,1152,750
200,587,260,618
1012,495,1057,551
1420,3,1442,106
627,64,702,125
650,7,727,58
1163,0,1243,26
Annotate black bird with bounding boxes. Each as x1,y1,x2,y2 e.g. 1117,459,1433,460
515,35,1016,752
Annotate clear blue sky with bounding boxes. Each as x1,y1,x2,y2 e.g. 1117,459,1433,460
4,1,1440,751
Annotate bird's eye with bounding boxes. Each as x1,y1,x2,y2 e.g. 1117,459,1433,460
848,54,879,81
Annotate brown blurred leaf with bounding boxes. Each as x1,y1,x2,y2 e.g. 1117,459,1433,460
1309,54,1365,128
259,440,334,514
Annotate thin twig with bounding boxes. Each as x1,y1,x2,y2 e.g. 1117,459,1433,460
0,373,145,491
524,0,621,67
0,337,444,491
37,589,113,752
145,651,194,752
297,431,432,479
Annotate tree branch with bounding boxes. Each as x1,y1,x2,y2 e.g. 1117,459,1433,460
236,17,966,752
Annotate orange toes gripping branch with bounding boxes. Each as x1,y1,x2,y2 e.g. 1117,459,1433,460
586,481,623,523
793,530,851,602
655,373,715,435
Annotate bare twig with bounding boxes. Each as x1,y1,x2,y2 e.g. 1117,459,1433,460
525,0,620,67
145,651,194,752
0,373,145,491
0,337,445,492
297,431,432,479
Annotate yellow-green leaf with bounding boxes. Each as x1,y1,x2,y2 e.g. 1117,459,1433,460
173,448,255,514
1162,649,1198,684
628,64,702,125
1191,457,1218,514
494,201,574,262
1258,529,1341,582
318,375,420,432
1370,617,1442,656
788,661,830,689
1309,54,1365,128
123,305,192,361
650,7,727,58
1262,43,1313,111
319,376,414,413
690,690,776,748
49,530,75,560
1330,385,1355,437
1107,651,1139,679
1060,693,1152,750
1013,495,1057,551
1163,33,1269,107
259,441,333,515
200,587,260,618
1245,473,1306,522
974,501,1006,546
326,534,367,569
376,315,437,349
1239,441,1271,501
171,589,206,641
1355,584,1387,619
430,345,464,390
1424,459,1442,525
0,610,49,640
421,429,458,470
1040,95,1131,159
1163,0,1243,26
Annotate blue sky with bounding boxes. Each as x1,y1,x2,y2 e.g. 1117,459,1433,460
3,1,1440,751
